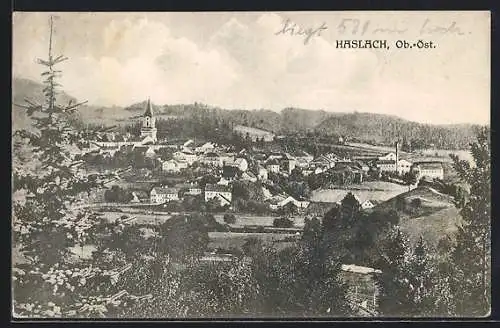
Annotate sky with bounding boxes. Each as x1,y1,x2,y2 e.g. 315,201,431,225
12,11,490,125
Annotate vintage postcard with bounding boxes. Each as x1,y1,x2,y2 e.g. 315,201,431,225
11,11,490,319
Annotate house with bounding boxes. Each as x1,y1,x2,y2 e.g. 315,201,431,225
302,169,313,176
329,164,364,184
224,157,248,172
276,196,311,209
411,162,444,180
267,152,284,161
201,152,223,167
204,184,232,207
161,159,188,172
397,159,413,175
175,183,202,196
195,142,215,154
133,146,156,158
360,200,377,210
217,177,231,186
173,149,198,165
355,161,370,173
280,157,296,174
292,150,314,164
130,192,141,203
257,166,268,181
150,187,180,204
183,139,194,147
376,160,397,172
266,159,281,173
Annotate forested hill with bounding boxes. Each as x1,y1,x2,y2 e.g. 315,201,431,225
13,77,483,149
316,113,480,149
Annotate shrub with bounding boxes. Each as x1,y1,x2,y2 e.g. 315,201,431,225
223,213,237,224
273,217,294,228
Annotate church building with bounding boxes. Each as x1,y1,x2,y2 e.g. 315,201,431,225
140,98,158,144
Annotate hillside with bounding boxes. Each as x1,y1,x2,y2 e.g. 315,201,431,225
317,112,479,149
399,206,462,248
374,186,461,247
12,77,482,149
12,77,78,131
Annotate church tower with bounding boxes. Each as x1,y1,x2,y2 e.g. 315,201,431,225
140,98,157,143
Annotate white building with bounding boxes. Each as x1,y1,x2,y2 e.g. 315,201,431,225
173,150,198,165
224,157,248,172
266,159,281,173
195,142,215,154
412,162,444,180
176,184,202,196
204,184,232,207
376,160,397,172
397,159,413,175
201,152,223,167
150,187,180,204
360,200,377,210
161,159,188,172
257,166,268,180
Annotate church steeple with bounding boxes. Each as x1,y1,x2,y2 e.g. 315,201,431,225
144,97,154,117
140,97,157,143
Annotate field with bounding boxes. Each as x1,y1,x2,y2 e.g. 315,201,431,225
213,214,305,228
344,142,473,165
208,232,298,251
97,210,306,228
310,181,408,204
399,207,462,247
346,142,402,154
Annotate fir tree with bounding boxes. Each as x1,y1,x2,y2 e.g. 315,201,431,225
12,16,142,318
374,228,411,316
449,127,491,316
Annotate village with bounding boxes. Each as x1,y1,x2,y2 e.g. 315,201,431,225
12,12,489,319
82,99,446,215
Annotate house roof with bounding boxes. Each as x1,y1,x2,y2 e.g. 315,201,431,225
205,184,232,193
376,160,396,164
205,152,219,158
341,264,382,274
151,187,179,194
243,171,257,179
175,183,201,190
266,159,280,165
414,163,443,170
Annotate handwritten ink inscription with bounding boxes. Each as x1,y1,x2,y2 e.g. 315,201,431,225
337,18,466,36
275,18,328,44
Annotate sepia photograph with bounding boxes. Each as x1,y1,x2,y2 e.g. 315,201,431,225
11,11,491,319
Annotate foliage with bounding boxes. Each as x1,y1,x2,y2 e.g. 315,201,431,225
223,213,236,224
374,231,453,317
104,185,133,203
157,214,211,261
272,217,294,228
449,127,491,316
12,17,147,317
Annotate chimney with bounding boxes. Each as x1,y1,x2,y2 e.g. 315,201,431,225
395,141,399,174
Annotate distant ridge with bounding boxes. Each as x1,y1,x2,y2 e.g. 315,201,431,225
12,77,482,149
